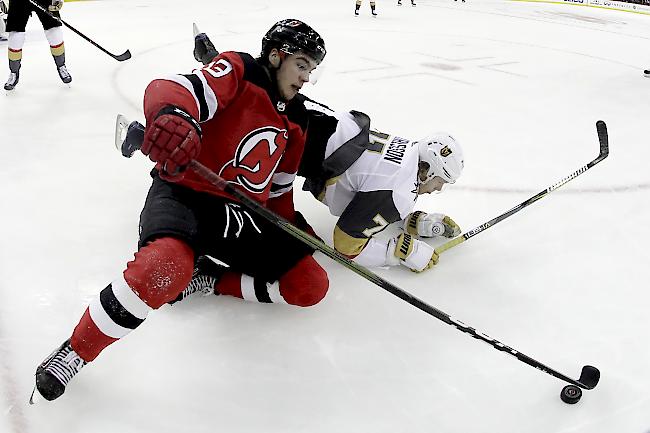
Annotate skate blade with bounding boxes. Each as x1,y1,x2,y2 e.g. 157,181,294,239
29,385,43,405
114,114,130,152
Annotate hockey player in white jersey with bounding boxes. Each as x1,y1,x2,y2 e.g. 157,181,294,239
299,103,464,273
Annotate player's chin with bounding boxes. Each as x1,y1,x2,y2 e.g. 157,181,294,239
285,85,301,100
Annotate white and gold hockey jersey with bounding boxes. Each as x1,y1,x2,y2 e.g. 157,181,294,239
300,100,420,268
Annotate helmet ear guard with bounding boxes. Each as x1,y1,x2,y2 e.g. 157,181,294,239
417,132,464,184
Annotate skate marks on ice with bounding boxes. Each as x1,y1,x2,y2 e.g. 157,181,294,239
336,55,478,85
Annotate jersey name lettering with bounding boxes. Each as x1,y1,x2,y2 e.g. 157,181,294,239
383,136,409,165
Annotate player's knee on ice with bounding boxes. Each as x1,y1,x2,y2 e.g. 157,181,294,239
279,256,329,307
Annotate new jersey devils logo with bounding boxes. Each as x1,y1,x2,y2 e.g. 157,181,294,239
219,127,288,193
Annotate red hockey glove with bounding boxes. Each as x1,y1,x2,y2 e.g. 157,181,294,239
141,106,202,181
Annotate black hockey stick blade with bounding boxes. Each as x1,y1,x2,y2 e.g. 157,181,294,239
578,365,600,389
595,120,609,160
112,50,132,62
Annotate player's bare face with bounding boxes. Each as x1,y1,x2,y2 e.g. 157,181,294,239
418,176,447,195
276,53,318,101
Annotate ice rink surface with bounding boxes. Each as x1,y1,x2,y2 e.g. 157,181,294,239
1,0,650,432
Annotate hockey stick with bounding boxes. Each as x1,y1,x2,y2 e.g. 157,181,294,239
26,0,131,62
435,121,609,256
113,115,601,391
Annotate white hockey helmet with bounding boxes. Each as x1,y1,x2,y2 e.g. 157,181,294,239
417,132,464,184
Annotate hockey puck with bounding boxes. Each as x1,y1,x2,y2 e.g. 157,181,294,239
560,385,582,404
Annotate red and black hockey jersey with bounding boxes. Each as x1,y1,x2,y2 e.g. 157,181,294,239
143,51,310,210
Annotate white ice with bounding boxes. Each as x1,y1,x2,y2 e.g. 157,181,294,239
1,0,650,432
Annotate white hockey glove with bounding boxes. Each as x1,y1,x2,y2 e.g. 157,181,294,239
404,211,461,238
49,0,63,12
387,233,439,273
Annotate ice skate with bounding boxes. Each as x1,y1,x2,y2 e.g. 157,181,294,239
169,256,226,304
57,64,72,84
644,69,650,77
4,70,18,91
397,0,402,5
411,0,416,6
30,339,86,403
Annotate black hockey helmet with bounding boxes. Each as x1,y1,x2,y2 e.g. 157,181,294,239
261,19,326,65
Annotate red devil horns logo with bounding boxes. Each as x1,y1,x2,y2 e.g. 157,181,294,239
219,127,288,193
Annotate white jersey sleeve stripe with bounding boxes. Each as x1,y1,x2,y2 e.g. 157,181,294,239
271,171,296,185
269,171,296,198
195,70,218,121
161,74,203,119
352,237,392,268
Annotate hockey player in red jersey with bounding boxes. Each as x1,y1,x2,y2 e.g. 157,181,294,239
32,19,329,403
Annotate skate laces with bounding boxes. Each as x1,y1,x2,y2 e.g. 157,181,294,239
58,65,70,79
182,274,216,299
44,343,86,386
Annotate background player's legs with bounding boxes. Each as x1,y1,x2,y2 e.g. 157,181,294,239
43,27,70,83
35,8,71,84
0,0,7,40
4,0,30,90
355,0,361,16
4,31,24,90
